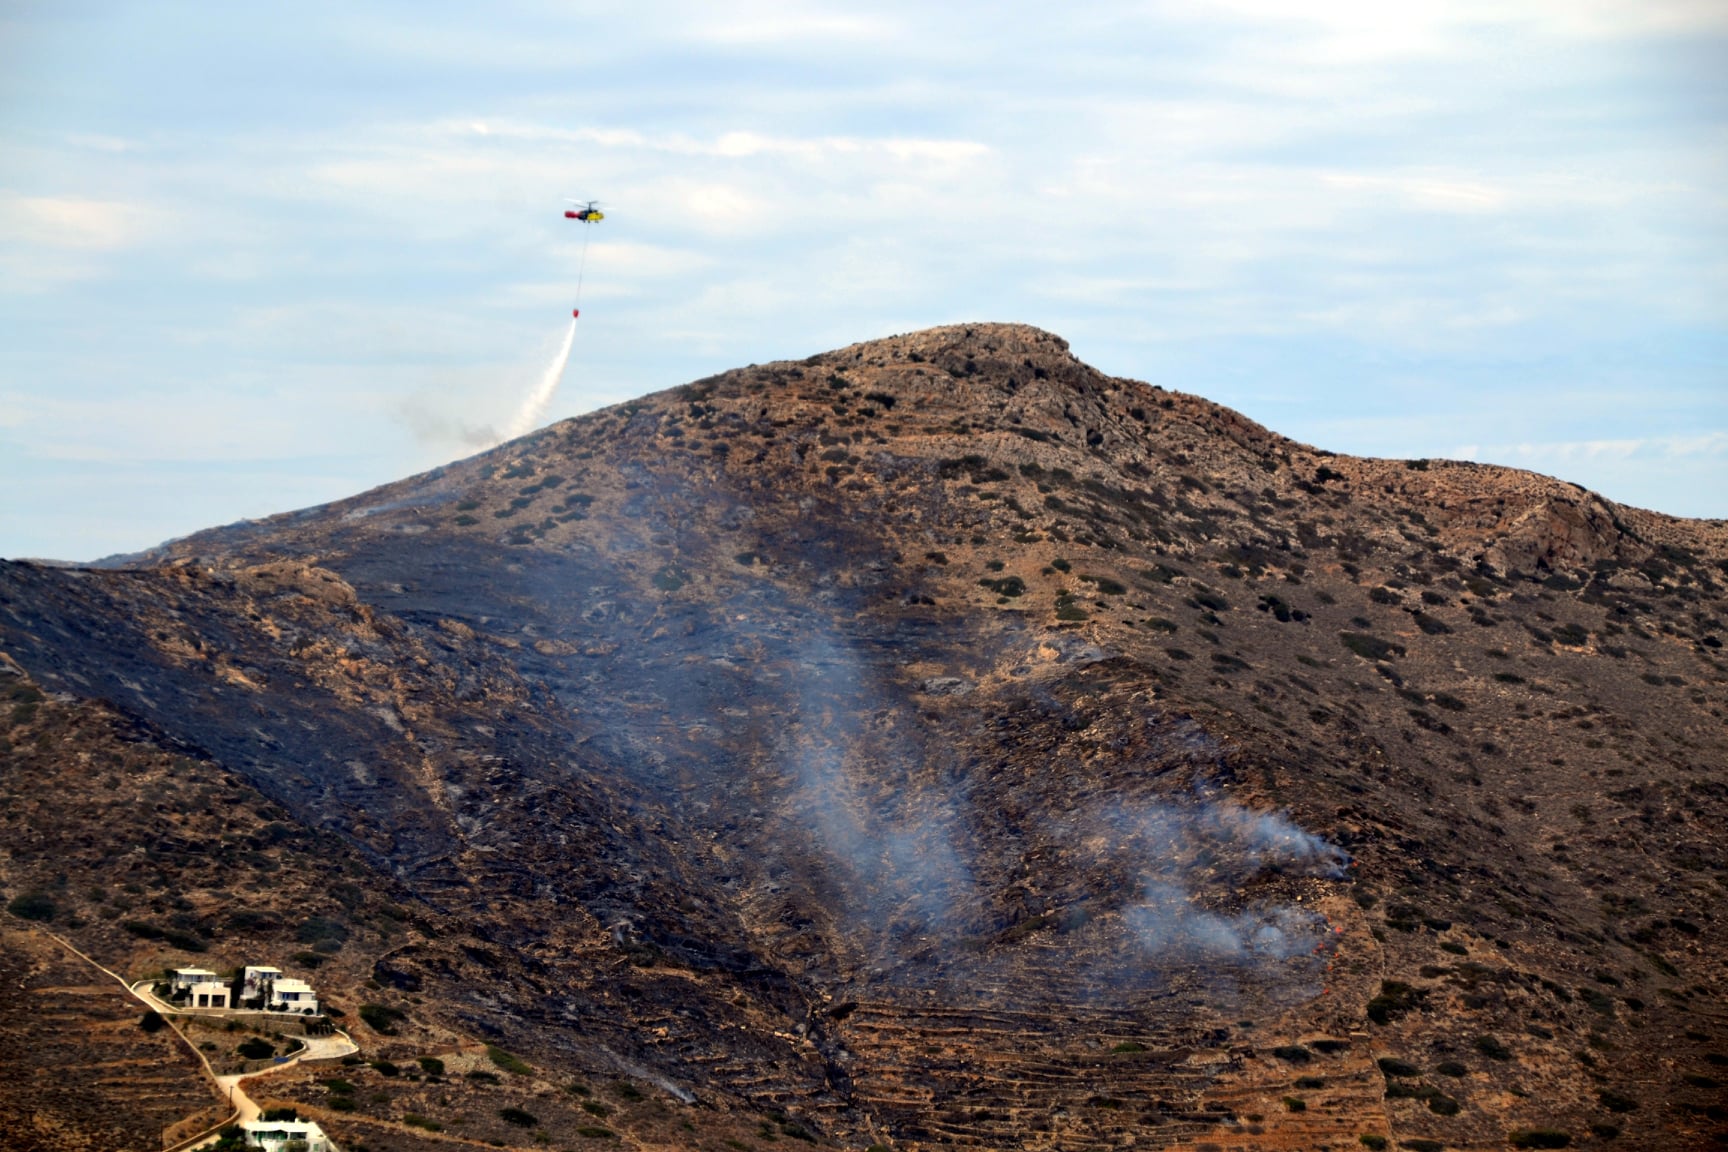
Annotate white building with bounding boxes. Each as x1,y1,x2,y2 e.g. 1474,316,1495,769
268,977,320,1015
168,968,231,1009
241,966,282,1008
241,1119,335,1152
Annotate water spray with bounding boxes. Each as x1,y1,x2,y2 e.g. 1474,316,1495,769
501,317,576,442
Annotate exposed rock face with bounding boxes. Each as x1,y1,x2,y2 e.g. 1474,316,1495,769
3,323,1726,1150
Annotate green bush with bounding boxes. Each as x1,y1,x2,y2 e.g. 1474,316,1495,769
575,1127,616,1139
1435,1061,1467,1077
1281,1096,1306,1112
1359,1136,1387,1150
417,1056,444,1076
357,1003,405,1035
499,1107,539,1127
403,1114,442,1132
1367,980,1424,1024
371,1059,399,1077
1412,612,1452,635
1509,1130,1571,1149
1427,1093,1461,1116
237,1037,274,1060
162,926,207,950
487,1045,532,1075
139,1010,167,1034
1271,1045,1312,1063
582,1102,612,1118
1377,1057,1421,1077
1081,575,1127,595
1295,1076,1325,1089
7,892,56,922
295,915,348,950
1474,1034,1512,1061
1341,632,1403,662
261,1108,299,1122
1597,1090,1638,1113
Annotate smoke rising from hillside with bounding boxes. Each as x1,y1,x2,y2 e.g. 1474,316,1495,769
783,631,977,941
1108,795,1348,963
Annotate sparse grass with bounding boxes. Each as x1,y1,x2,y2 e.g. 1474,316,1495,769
487,1045,532,1075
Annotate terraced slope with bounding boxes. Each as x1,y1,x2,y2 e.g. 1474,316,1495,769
3,323,1726,1149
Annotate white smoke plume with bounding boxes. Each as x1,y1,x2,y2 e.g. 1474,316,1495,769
500,317,576,443
1106,795,1349,963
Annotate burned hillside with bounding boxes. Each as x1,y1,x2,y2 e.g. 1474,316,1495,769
4,323,1726,1150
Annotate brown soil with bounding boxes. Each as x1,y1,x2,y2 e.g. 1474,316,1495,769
3,323,1725,1150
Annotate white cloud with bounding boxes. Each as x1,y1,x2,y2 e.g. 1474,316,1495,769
676,0,899,45
1461,431,1728,463
1163,0,1728,62
1320,170,1508,214
0,193,163,250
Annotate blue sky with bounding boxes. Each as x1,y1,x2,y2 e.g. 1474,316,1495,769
3,1,1725,560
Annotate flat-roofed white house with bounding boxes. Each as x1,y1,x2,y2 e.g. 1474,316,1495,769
241,965,282,1008
168,967,231,1009
268,977,320,1014
241,1118,335,1152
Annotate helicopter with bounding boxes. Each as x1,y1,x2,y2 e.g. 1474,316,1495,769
562,200,604,318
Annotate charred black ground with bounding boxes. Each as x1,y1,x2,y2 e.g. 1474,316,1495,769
3,323,1726,1151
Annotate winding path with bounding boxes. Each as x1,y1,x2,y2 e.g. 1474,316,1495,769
34,929,356,1151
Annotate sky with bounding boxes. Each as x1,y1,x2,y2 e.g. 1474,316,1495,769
2,1,1725,561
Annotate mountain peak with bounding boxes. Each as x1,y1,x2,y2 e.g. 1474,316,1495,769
4,323,1726,1149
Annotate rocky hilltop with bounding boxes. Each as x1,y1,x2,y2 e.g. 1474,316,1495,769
3,323,1725,1151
